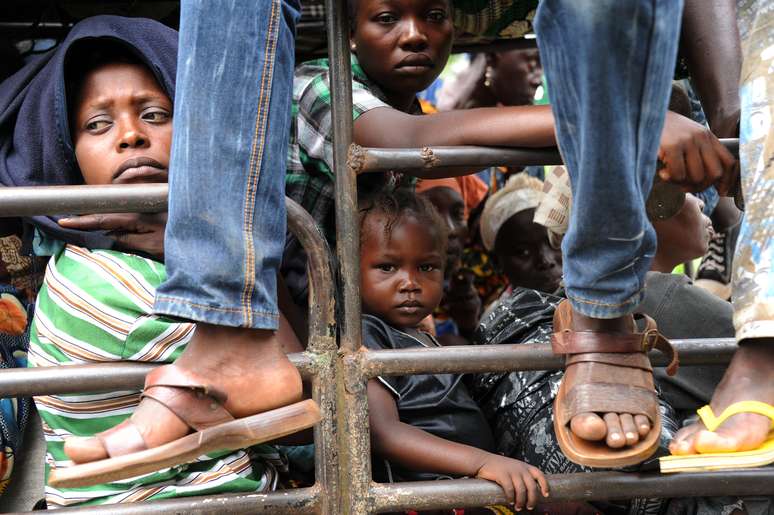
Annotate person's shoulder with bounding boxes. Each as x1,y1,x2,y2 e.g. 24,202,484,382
54,244,165,289
362,314,406,351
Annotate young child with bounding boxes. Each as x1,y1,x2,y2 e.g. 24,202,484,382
359,189,549,511
14,18,297,507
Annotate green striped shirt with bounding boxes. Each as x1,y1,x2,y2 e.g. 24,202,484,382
29,244,283,508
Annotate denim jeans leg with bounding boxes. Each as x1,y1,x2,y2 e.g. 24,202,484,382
154,0,300,329
535,0,683,318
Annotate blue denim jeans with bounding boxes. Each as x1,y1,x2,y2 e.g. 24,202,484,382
534,0,683,318
154,0,300,329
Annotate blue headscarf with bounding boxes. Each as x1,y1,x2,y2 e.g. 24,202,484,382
0,15,178,249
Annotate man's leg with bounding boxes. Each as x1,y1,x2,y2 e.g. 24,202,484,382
535,0,683,449
65,0,304,461
671,0,774,455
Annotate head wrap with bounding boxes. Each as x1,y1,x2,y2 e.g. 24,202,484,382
533,166,572,249
480,173,543,251
0,15,178,248
415,175,489,219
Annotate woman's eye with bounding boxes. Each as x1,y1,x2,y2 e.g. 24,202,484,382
427,9,447,22
143,110,171,123
376,12,397,24
85,119,111,131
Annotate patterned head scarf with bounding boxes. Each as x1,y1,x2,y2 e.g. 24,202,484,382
533,166,572,250
480,173,543,251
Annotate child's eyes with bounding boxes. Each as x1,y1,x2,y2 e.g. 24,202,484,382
376,264,396,272
142,109,171,123
419,264,439,272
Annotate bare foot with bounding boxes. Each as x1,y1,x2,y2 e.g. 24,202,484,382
669,340,774,455
65,317,303,463
566,312,655,449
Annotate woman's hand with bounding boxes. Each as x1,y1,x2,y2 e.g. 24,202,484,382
59,212,167,260
658,111,737,195
475,454,549,511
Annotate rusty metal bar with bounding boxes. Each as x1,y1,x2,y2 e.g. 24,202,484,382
6,486,321,515
285,198,339,515
0,183,168,216
369,469,774,512
362,338,737,378
352,138,739,175
323,0,371,513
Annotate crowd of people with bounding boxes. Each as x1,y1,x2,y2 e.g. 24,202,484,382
0,0,772,513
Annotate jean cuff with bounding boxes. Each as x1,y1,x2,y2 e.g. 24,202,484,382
566,289,644,319
154,295,280,330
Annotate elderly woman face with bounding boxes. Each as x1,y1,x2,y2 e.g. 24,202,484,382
493,208,563,293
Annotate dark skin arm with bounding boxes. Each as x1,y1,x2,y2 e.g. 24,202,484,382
681,0,741,139
368,380,549,510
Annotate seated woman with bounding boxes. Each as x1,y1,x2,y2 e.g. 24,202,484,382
471,167,740,513
0,16,304,507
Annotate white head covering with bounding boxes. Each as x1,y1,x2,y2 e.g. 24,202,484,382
480,173,544,251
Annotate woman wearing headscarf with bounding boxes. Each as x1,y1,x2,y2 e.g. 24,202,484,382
0,16,290,507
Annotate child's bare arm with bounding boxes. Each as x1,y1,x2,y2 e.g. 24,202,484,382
368,380,549,510
354,104,556,150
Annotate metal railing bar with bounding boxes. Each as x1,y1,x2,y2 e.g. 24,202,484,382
368,469,774,512
285,198,339,514
362,338,737,378
0,352,314,398
0,183,168,216
6,486,321,515
352,139,739,175
0,337,734,397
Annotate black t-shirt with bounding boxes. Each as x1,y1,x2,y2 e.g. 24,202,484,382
362,314,495,482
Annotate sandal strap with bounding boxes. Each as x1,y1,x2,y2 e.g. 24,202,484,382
697,401,774,432
559,382,659,426
551,302,679,376
142,364,234,431
144,364,229,404
96,418,148,458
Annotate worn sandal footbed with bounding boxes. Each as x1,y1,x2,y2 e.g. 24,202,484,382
552,300,679,468
49,364,320,488
660,401,774,473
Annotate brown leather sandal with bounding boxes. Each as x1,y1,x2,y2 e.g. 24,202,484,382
49,364,320,488
552,300,678,468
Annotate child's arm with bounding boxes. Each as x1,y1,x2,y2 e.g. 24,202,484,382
368,380,549,510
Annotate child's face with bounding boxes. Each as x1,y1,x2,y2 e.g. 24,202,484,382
351,0,453,97
494,209,563,293
71,62,172,185
360,213,445,328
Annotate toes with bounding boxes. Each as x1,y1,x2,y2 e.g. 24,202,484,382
669,423,702,455
619,414,639,446
64,436,108,464
634,415,651,437
603,413,626,448
570,412,607,441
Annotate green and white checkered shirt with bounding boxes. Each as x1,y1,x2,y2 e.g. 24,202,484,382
286,55,421,243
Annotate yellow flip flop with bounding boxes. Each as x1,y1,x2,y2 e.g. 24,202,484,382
660,400,774,473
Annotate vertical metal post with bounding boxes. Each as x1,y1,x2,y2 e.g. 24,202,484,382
324,0,373,513
286,199,339,515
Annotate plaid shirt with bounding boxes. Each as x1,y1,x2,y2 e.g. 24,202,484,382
286,55,421,243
